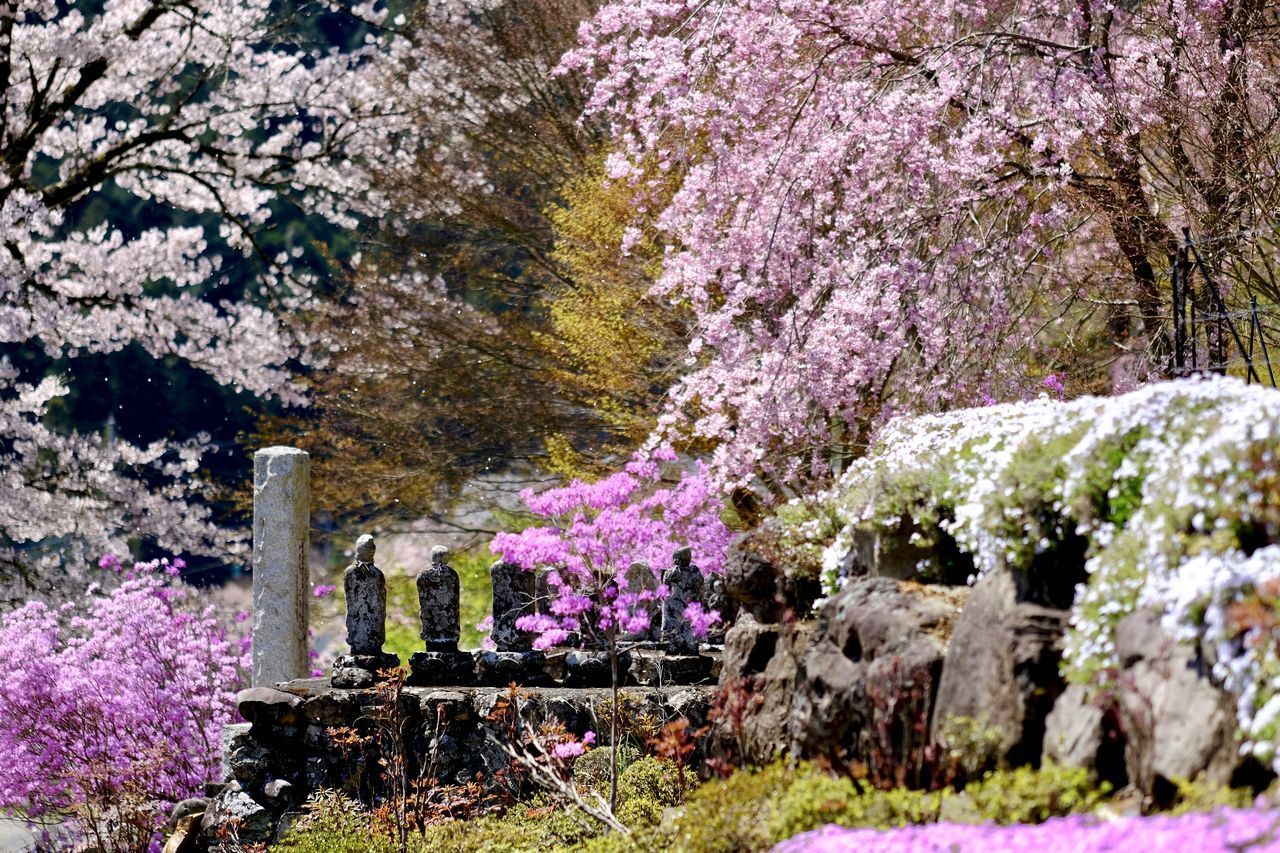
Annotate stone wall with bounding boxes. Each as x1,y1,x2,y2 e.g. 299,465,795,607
197,681,713,847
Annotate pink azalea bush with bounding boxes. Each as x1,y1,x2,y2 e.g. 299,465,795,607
0,555,248,850
491,446,734,649
774,808,1280,852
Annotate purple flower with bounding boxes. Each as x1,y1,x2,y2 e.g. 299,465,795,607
554,730,597,759
312,584,337,599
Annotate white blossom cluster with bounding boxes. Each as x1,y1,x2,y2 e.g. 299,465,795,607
808,376,1280,769
0,0,424,583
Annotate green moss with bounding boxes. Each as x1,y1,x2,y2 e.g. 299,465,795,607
416,800,605,853
617,757,685,807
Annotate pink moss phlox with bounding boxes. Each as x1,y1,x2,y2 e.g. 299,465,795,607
773,808,1280,852
553,730,597,760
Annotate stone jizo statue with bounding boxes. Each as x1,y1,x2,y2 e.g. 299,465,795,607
344,534,388,656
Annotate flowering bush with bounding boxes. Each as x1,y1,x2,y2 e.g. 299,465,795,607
787,377,1280,771
491,447,734,649
773,808,1280,852
0,555,248,851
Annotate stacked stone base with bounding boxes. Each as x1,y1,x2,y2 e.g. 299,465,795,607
408,650,477,686
325,646,721,691
331,652,401,688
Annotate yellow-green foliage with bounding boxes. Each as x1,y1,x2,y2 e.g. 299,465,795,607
959,763,1111,824
617,757,685,808
1166,777,1255,815
937,714,1012,776
284,763,1262,853
417,800,604,853
540,153,688,479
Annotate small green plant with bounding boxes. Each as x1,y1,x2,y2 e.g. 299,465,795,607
275,790,396,853
574,744,640,794
1165,777,1254,815
937,714,1011,777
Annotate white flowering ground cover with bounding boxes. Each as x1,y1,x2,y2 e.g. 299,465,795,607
790,377,1280,771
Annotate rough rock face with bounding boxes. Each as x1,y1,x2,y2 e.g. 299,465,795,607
931,565,1069,768
789,578,964,764
1115,610,1241,794
722,530,822,623
201,782,272,850
1041,610,1252,798
717,615,812,765
1042,683,1109,769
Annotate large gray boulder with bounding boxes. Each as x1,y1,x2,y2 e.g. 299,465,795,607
789,577,964,765
1114,610,1240,794
931,565,1069,768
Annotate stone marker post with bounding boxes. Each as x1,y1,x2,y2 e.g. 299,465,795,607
477,561,548,685
490,561,534,651
252,446,310,687
419,546,461,650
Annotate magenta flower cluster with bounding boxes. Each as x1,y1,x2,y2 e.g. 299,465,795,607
773,808,1280,852
553,730,597,759
491,447,734,649
0,555,248,847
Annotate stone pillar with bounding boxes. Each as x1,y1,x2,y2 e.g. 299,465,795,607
476,561,547,686
662,547,705,654
408,546,474,686
252,446,310,687
490,561,534,651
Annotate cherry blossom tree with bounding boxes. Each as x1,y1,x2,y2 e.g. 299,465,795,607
566,0,1280,495
0,0,414,589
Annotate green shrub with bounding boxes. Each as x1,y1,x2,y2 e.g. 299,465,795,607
959,763,1111,824
285,762,1123,853
1166,778,1254,815
275,790,395,853
415,799,604,853
617,757,684,807
768,766,942,840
